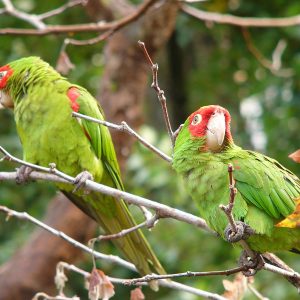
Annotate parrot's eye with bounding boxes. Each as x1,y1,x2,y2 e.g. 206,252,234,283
0,71,7,80
191,114,202,125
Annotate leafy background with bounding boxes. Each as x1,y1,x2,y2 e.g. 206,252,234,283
0,0,300,299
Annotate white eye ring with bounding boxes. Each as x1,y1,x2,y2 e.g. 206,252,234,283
0,71,8,79
191,113,202,125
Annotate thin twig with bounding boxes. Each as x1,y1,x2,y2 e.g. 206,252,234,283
0,205,228,299
38,0,87,20
72,112,172,162
0,0,158,35
220,164,237,232
57,262,227,299
138,41,175,148
125,266,247,284
91,214,159,243
262,253,300,289
181,4,300,27
32,293,79,300
0,205,136,272
248,283,269,300
2,0,45,29
220,164,256,259
242,28,293,78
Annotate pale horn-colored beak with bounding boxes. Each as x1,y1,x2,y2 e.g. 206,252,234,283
206,111,226,151
0,90,13,109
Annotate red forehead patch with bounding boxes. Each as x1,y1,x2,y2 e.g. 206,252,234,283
0,65,13,89
67,87,80,112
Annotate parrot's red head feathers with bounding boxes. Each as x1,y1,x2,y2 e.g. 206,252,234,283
188,105,232,151
0,65,13,89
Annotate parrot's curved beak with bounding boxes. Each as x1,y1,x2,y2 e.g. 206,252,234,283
206,110,226,151
0,90,13,109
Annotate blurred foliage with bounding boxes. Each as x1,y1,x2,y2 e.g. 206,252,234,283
0,0,300,299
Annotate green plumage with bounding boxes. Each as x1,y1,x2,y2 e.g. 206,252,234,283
173,106,300,253
2,57,165,280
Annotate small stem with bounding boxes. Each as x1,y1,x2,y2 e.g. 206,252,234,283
90,214,158,243
138,41,175,148
125,266,246,285
72,112,172,162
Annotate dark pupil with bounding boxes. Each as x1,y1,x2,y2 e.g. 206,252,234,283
0,73,3,79
194,116,198,123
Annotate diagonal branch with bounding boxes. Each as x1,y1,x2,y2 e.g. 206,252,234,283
38,0,87,20
0,146,211,232
72,112,172,162
181,4,300,27
0,0,158,36
138,40,176,148
0,205,136,272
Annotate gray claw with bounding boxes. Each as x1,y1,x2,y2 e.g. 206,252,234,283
238,250,264,276
16,166,33,184
224,221,255,243
73,171,93,193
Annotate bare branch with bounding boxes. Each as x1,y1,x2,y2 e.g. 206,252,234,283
0,205,228,299
32,293,79,300
2,0,45,29
0,169,211,232
0,0,158,36
0,147,211,232
138,41,175,148
91,214,159,243
72,112,172,162
248,283,270,300
38,0,87,20
220,164,238,232
57,262,229,299
125,267,246,284
242,28,294,78
181,4,300,27
0,205,137,272
220,164,256,259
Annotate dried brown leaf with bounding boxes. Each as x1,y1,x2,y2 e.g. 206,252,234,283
88,268,115,300
56,51,75,75
276,198,300,228
222,273,247,300
130,287,145,300
289,149,300,163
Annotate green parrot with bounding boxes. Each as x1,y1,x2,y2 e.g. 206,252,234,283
0,57,165,285
172,105,300,254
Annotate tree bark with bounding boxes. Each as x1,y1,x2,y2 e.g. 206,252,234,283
0,194,97,300
0,1,179,298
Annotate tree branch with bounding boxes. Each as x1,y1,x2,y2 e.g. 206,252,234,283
0,0,158,36
181,4,300,27
72,112,172,162
138,40,176,148
0,146,211,232
0,205,136,272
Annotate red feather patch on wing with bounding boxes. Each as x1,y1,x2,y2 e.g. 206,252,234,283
0,65,14,89
67,87,80,112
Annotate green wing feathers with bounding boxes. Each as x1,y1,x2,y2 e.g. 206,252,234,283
234,150,300,220
71,88,165,278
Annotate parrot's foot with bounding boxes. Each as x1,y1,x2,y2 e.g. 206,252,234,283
238,250,264,276
73,171,93,193
16,165,33,184
224,221,255,243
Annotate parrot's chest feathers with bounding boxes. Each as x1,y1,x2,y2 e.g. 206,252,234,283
14,94,88,173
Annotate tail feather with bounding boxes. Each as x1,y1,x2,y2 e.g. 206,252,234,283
62,191,165,288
